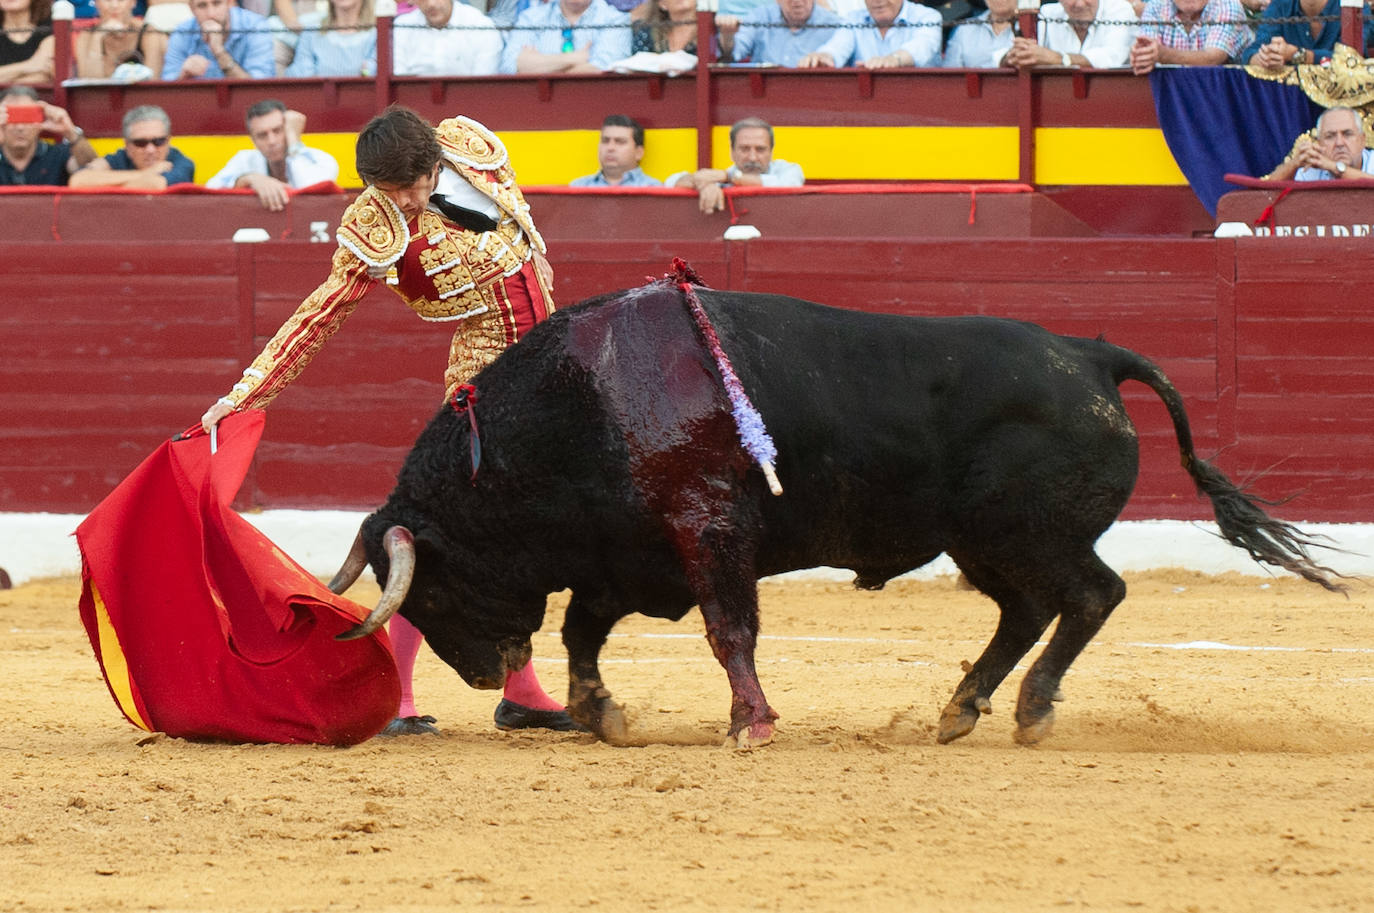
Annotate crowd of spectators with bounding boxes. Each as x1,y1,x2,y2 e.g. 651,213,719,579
1,0,1359,81
1,0,1369,192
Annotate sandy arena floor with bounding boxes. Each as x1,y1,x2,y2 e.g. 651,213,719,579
3,570,1373,913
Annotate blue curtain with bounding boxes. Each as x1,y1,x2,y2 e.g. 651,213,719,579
1150,67,1322,216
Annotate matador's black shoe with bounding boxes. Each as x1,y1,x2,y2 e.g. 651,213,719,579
493,699,590,732
378,714,439,737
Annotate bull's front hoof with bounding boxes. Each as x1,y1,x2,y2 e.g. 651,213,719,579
593,702,629,745
936,695,991,745
723,721,775,750
1013,709,1055,746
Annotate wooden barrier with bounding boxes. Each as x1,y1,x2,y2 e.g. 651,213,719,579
3,191,1371,521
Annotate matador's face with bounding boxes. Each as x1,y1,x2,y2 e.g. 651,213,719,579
373,162,442,224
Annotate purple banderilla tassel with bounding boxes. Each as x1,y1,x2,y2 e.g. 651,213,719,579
668,259,783,496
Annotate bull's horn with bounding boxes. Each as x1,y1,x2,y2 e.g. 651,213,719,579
335,526,415,642
327,529,368,595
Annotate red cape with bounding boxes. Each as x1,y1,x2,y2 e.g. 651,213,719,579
75,412,399,745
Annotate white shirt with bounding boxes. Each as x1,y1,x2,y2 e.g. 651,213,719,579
433,165,501,220
810,1,944,67
1296,148,1374,181
665,158,806,188
206,146,340,189
1015,0,1138,68
393,3,503,76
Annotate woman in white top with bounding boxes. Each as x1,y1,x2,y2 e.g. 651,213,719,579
284,0,377,76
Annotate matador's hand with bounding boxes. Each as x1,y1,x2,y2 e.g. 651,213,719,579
532,249,554,292
201,400,234,434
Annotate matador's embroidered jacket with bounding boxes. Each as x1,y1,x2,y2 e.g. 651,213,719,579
218,116,553,412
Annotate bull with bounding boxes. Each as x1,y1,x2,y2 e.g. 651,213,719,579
330,275,1342,748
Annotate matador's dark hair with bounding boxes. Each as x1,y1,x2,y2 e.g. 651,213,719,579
355,105,443,187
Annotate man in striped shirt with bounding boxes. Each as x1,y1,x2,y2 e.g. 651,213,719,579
1130,0,1249,74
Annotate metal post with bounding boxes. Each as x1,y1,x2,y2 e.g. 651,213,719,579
695,0,717,170
1016,0,1039,45
375,0,396,112
1016,0,1039,185
1340,0,1364,55
50,0,75,108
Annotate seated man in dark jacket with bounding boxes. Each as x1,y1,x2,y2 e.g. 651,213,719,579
70,105,197,189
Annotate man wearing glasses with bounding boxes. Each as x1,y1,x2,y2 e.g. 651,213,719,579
70,105,197,190
498,0,630,73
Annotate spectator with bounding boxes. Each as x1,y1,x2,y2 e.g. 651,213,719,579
630,0,708,54
268,0,327,73
161,0,275,79
798,0,943,68
499,0,631,73
718,0,843,67
392,0,501,75
571,114,661,186
1129,0,1247,74
667,116,803,213
70,105,195,189
1239,0,1374,67
75,0,168,79
285,0,377,75
997,0,1137,68
143,0,194,32
1263,107,1374,181
206,99,340,211
0,0,54,85
942,0,1019,67
0,88,97,185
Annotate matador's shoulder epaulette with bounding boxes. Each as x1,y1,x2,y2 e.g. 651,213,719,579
435,116,510,173
336,184,410,268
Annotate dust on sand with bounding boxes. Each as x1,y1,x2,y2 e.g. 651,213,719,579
3,571,1373,912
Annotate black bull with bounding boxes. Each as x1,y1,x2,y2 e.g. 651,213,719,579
335,281,1341,748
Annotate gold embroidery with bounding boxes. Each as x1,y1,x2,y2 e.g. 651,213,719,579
1247,43,1374,137
336,186,408,266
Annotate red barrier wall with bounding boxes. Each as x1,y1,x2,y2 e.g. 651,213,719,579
4,192,1372,522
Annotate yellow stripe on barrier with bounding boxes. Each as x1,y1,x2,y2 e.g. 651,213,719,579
93,125,1184,189
89,580,153,732
1034,127,1187,186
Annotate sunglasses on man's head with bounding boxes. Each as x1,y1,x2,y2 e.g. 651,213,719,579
561,27,574,53
128,136,169,148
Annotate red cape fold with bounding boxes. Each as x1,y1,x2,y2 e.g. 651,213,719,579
75,411,398,745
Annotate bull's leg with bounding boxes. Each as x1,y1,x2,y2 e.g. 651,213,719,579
1013,554,1125,745
561,591,628,744
671,521,776,749
937,561,1057,744
698,576,778,750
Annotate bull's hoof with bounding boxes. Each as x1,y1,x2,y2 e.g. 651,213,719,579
723,721,775,750
1013,709,1055,746
378,715,439,737
493,700,589,733
593,702,629,745
936,695,991,745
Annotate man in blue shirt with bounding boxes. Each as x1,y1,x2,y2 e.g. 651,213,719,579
499,0,631,73
798,0,943,68
162,0,275,79
718,0,843,67
571,114,662,186
70,105,197,189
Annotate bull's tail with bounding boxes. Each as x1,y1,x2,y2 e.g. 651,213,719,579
1105,346,1347,593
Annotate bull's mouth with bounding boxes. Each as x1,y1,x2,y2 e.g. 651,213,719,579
461,637,533,689
498,637,534,677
